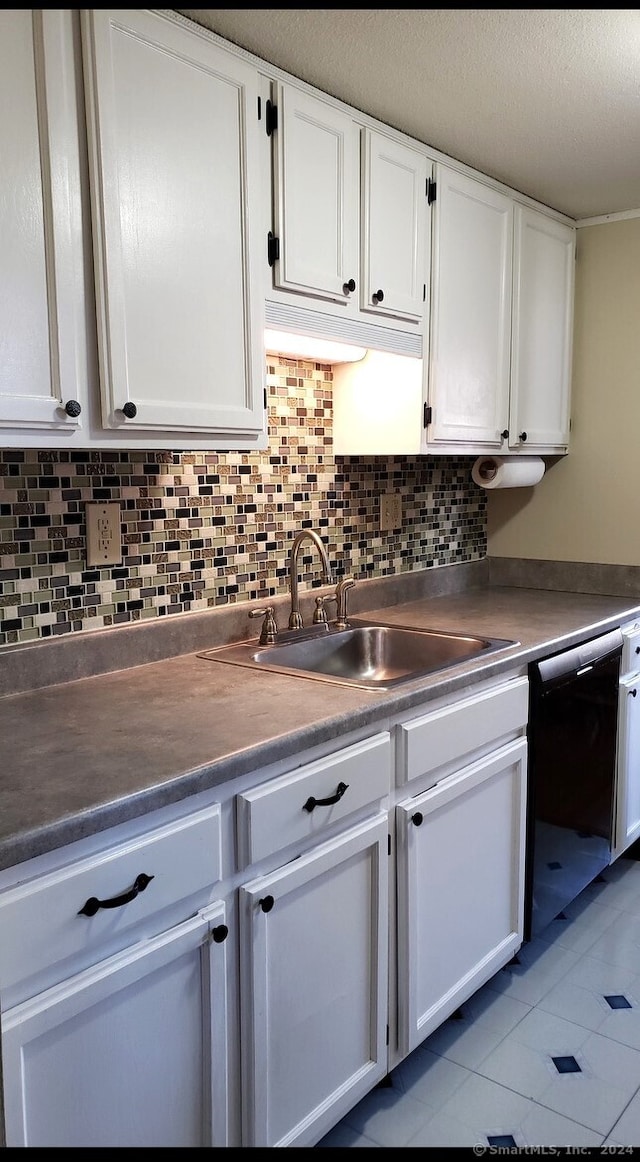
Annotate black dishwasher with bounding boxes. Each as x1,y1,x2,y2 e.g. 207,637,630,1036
524,627,623,941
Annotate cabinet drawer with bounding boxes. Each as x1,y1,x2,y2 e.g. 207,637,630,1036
621,622,640,675
237,732,391,867
0,803,221,995
398,677,529,786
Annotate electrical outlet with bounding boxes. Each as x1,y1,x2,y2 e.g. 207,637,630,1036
379,492,402,531
86,501,122,566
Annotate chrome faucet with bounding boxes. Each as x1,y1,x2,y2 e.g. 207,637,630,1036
288,529,332,629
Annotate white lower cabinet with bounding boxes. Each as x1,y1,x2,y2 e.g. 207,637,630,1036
0,798,230,1148
615,673,640,855
614,622,640,858
391,675,528,1063
235,730,391,1147
395,739,527,1058
2,903,229,1148
239,815,389,1147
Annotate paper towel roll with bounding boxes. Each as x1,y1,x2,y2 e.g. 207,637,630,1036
472,455,545,489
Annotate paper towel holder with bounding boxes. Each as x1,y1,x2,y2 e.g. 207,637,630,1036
476,458,500,483
472,453,546,490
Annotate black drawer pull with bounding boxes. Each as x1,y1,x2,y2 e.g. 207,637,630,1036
303,781,349,813
78,872,154,917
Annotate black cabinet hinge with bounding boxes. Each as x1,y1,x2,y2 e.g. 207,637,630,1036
427,178,437,204
267,231,280,266
423,403,432,428
265,99,278,136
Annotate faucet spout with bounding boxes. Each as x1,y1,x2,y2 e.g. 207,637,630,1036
288,529,332,629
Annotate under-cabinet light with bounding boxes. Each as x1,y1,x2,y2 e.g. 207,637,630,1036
264,328,367,364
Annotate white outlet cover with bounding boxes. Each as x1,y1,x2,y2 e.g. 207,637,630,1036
86,501,122,567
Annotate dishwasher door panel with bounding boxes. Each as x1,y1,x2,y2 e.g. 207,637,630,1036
525,640,622,940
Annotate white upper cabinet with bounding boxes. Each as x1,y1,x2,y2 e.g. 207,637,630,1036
0,10,87,439
268,82,429,339
509,205,575,451
334,161,575,456
427,166,575,454
271,82,360,307
81,9,267,447
427,164,514,447
361,129,429,324
0,9,575,455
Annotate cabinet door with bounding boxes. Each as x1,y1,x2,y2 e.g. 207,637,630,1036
0,10,86,436
271,82,360,306
396,739,527,1058
1,903,230,1148
509,206,575,451
428,164,513,447
81,9,266,443
361,129,429,324
615,674,640,857
239,814,388,1147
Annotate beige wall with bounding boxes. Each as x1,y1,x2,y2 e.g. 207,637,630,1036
487,216,640,565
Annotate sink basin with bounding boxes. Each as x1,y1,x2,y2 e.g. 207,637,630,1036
200,619,518,690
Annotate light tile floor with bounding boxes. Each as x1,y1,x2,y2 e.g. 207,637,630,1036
317,856,640,1148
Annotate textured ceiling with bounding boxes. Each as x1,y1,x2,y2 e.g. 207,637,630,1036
177,8,640,221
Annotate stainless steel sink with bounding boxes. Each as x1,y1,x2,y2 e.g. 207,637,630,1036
199,619,518,690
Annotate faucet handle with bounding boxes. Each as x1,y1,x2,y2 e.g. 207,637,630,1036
249,605,278,646
332,575,356,629
312,595,329,625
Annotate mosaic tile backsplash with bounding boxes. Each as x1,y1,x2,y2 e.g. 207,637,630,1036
0,357,486,648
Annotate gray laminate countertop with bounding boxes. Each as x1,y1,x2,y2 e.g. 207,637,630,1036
2,585,640,872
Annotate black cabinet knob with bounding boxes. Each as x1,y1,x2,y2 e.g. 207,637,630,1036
212,924,229,943
372,288,384,304
501,429,509,440
343,278,356,294
64,400,81,418
411,811,423,827
259,895,274,913
519,431,528,442
120,402,137,419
